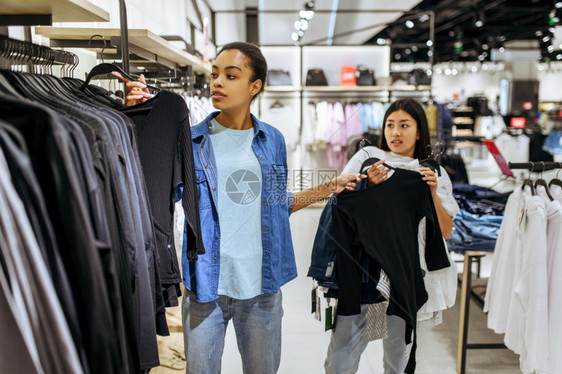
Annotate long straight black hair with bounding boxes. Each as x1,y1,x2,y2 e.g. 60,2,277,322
379,98,431,160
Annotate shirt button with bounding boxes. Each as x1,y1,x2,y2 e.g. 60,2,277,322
264,227,269,231
265,177,268,181
259,155,263,159
263,202,268,206
205,165,209,168
213,187,216,191
214,260,218,264
265,251,270,256
214,237,218,241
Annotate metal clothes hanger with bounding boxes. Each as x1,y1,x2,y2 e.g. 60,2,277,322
80,34,159,93
548,162,562,188
534,161,554,201
522,161,536,195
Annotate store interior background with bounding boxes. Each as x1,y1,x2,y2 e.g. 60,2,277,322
3,0,562,373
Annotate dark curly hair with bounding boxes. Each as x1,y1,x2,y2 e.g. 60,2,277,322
218,42,267,102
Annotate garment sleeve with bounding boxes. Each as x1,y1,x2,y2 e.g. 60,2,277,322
178,116,205,260
332,199,363,316
436,166,459,218
418,182,450,271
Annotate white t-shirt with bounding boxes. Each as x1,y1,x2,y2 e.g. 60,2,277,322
546,200,562,374
503,192,548,374
484,187,523,332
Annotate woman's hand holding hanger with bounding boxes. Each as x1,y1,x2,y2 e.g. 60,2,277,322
366,159,390,187
419,167,438,196
112,72,153,106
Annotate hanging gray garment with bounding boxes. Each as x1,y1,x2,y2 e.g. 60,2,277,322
0,150,84,374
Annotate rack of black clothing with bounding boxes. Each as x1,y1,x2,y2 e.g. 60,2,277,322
0,35,79,73
0,37,203,373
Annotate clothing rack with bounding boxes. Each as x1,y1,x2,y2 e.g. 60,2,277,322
0,35,78,74
508,161,562,172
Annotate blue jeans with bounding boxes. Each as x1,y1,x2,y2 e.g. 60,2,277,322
181,290,283,374
325,305,407,374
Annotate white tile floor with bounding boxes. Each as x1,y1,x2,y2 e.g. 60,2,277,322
217,160,522,374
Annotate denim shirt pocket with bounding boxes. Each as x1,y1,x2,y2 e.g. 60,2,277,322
195,168,212,209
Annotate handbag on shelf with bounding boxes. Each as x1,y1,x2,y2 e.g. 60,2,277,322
267,69,292,86
408,68,431,86
305,68,328,86
356,65,375,86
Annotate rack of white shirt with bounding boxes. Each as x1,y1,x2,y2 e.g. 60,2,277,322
484,162,562,374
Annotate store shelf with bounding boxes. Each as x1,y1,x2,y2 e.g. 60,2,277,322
34,27,211,74
1,0,110,23
450,106,474,113
265,86,302,92
302,85,430,93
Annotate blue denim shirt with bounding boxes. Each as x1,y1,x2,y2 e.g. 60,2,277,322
182,112,296,302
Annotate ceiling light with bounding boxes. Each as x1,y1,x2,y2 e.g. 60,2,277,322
426,69,432,76
556,2,562,8
478,54,485,61
394,53,401,60
499,47,505,52
548,45,555,52
482,44,489,50
557,54,562,60
536,30,543,37
474,12,484,28
411,45,418,52
451,68,458,75
405,49,412,55
449,31,455,37
299,19,309,31
427,50,433,57
445,68,451,75
426,40,433,47
376,38,386,45
435,67,442,74
291,32,299,41
405,20,414,29
553,17,560,23
419,14,430,23
543,35,551,42
294,21,302,30
471,66,478,72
